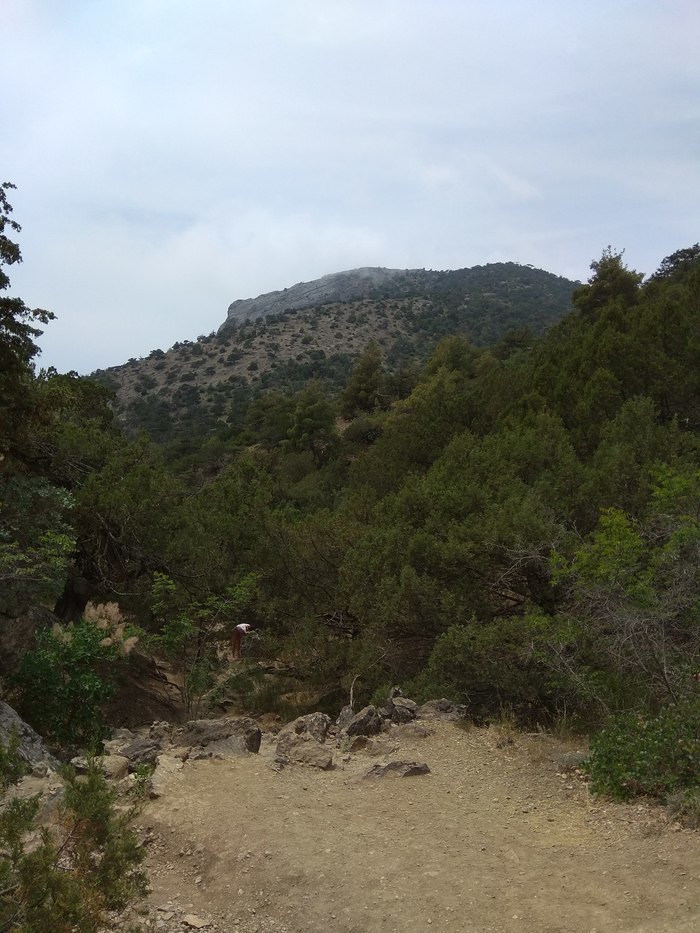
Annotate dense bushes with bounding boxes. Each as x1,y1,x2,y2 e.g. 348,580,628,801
585,698,700,800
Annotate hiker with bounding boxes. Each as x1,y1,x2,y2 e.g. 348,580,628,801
231,622,252,660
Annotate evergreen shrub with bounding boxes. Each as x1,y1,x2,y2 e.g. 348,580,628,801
585,698,700,800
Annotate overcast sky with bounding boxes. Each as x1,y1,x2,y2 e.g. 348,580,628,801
3,0,699,374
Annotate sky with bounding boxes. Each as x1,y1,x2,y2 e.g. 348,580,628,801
2,0,699,374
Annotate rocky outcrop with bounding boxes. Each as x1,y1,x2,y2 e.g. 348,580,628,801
220,267,414,330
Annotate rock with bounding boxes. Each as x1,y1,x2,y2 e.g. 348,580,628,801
149,754,184,798
416,698,468,721
275,728,334,769
275,733,334,769
70,755,129,781
101,755,130,780
391,697,418,724
182,915,211,929
336,705,354,730
119,737,163,769
395,722,434,739
282,712,332,743
176,717,261,755
0,701,60,773
188,736,256,760
364,760,431,778
554,750,588,771
343,705,382,737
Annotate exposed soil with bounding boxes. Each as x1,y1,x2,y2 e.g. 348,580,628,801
131,720,700,933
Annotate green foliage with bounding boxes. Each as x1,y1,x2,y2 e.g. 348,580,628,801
11,618,127,748
0,749,147,932
0,731,27,790
0,182,55,457
585,698,700,800
0,476,75,615
340,340,383,418
145,570,261,715
284,381,339,468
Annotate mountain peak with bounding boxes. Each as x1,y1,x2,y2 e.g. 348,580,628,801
220,267,415,331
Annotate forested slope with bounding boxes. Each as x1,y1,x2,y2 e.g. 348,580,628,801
3,177,700,823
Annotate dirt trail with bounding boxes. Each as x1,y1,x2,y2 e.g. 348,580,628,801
137,721,700,933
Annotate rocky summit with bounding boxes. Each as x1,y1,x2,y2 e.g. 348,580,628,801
219,267,416,330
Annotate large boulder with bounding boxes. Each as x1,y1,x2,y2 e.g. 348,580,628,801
0,701,59,774
343,705,382,737
275,712,333,769
390,697,418,724
279,712,332,743
176,717,261,759
275,732,333,770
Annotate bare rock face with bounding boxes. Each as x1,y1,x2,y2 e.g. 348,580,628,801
220,267,413,330
0,701,59,773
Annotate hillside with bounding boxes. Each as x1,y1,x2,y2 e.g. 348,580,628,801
93,262,576,441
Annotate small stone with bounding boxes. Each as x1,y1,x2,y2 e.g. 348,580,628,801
183,915,210,929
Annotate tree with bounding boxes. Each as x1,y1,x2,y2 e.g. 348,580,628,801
572,247,642,318
340,341,383,418
285,382,339,468
0,183,54,458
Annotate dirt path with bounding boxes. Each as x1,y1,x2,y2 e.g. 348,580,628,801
136,720,700,933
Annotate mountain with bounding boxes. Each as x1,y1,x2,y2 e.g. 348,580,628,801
93,262,578,444
220,267,416,330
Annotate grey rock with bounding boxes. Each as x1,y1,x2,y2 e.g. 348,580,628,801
416,698,469,721
69,754,130,781
282,712,332,744
176,717,261,754
120,737,162,768
149,754,184,798
364,760,431,778
391,697,418,724
275,732,333,770
188,736,255,760
336,704,354,730
0,701,59,772
343,705,382,737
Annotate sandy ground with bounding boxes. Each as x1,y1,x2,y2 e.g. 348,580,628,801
136,720,700,933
